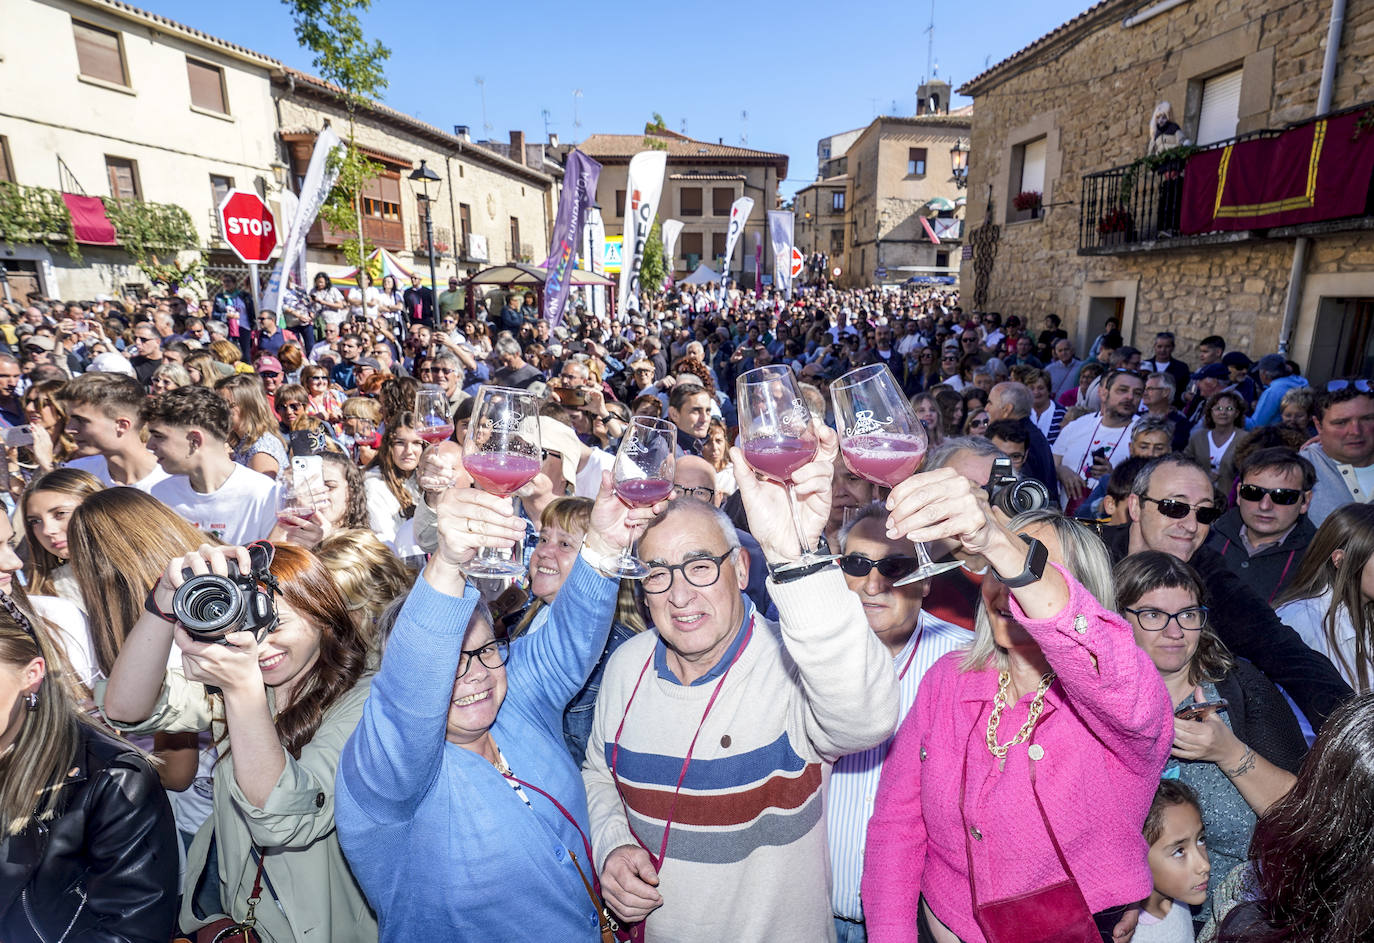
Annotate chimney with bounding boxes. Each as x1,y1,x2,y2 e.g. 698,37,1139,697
548,132,560,148
510,130,527,165
454,124,471,141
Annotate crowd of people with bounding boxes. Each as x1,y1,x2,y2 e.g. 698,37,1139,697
0,273,1372,943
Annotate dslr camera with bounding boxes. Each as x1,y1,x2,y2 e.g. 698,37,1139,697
985,456,1050,517
172,542,279,644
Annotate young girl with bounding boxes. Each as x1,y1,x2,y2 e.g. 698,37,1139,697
1138,780,1211,942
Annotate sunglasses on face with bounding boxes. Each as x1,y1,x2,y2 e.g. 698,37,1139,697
1238,483,1303,505
837,553,922,581
1140,496,1223,525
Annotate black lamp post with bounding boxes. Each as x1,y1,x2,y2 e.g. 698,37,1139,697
950,139,970,190
408,159,443,340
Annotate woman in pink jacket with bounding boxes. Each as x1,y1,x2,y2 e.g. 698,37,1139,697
862,471,1173,943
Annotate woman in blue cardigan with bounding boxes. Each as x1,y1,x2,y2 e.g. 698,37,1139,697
335,471,666,942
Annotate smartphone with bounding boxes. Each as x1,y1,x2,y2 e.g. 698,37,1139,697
1175,699,1228,721
1091,446,1110,462
4,425,33,448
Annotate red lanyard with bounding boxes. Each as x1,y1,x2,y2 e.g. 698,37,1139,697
897,621,927,682
610,616,755,871
1077,418,1130,478
501,771,598,885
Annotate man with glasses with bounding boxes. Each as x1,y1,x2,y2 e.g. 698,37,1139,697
251,311,294,360
1098,453,1351,732
1206,448,1316,603
584,457,898,941
1139,372,1190,452
674,455,773,618
828,503,967,943
1301,381,1374,525
127,324,164,388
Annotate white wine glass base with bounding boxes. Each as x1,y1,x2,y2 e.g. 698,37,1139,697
892,546,964,586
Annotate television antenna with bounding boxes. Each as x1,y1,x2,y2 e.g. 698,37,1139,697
572,89,583,130
541,108,552,139
475,77,492,137
740,109,748,146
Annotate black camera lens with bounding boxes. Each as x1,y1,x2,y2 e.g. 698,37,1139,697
173,573,247,642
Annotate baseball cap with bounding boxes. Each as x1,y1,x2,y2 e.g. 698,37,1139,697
355,357,382,371
536,416,580,490
254,355,283,374
88,352,137,377
1192,363,1229,381
22,335,54,352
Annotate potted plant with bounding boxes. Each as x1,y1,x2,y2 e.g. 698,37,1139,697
1097,207,1135,246
1012,190,1042,220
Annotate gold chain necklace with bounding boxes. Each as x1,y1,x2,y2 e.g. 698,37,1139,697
986,670,1055,765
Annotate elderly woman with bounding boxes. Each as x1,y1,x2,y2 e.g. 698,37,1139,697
863,489,1173,943
335,473,664,940
1116,551,1304,923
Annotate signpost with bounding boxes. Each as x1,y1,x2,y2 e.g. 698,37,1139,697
217,189,279,314
789,246,804,280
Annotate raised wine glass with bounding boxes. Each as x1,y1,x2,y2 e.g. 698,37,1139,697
276,469,322,528
736,363,834,572
606,416,677,579
415,387,453,445
830,362,964,585
461,385,542,577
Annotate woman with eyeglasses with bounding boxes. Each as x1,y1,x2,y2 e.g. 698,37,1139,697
1275,503,1374,695
1186,391,1246,492
335,475,661,940
1117,551,1304,924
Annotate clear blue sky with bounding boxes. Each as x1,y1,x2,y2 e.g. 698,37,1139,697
142,0,1091,199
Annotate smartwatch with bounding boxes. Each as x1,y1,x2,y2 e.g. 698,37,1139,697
993,534,1048,588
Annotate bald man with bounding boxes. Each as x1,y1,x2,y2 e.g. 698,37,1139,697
674,455,775,618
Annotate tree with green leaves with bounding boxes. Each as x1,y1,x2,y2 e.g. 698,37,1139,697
282,0,390,271
639,217,666,298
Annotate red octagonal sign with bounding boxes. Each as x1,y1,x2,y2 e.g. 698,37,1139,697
218,189,278,264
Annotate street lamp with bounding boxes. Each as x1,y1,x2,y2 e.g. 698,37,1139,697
950,139,970,190
408,158,443,341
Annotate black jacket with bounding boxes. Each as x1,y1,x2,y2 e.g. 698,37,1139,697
1018,416,1060,505
1099,523,1353,731
1204,508,1316,606
0,722,179,943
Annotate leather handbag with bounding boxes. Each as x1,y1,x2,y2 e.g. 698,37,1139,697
182,851,267,943
961,732,1101,943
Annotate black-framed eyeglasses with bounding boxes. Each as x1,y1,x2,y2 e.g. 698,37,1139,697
1123,606,1209,632
837,553,922,581
1140,496,1223,525
541,448,564,462
673,484,716,502
1237,483,1303,505
457,639,510,678
643,549,735,595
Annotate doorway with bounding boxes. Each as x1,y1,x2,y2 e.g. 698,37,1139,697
0,260,43,304
1310,297,1374,385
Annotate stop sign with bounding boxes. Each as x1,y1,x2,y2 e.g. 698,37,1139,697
218,189,278,264
789,246,804,279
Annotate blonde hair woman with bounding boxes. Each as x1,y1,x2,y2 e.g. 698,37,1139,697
315,528,415,648
216,373,289,479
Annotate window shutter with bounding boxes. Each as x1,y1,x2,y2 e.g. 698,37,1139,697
713,187,733,215
186,59,227,113
74,21,126,85
105,157,138,200
0,138,13,184
1197,68,1243,146
378,174,401,203
1019,137,1047,194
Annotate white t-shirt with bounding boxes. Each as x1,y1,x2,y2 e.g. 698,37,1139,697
66,454,170,493
346,286,381,323
575,447,617,499
150,465,278,545
1052,412,1138,484
1134,900,1195,942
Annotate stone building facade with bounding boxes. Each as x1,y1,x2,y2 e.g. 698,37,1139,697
958,0,1374,380
839,112,971,288
794,175,849,263
575,130,786,285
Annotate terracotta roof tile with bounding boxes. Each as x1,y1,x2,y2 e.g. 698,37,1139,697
577,132,788,164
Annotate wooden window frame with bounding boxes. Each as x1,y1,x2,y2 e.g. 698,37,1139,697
186,57,229,115
907,147,928,176
105,155,141,201
712,186,733,216
680,187,703,218
73,19,129,88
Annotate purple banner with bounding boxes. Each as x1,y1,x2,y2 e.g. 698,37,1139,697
542,149,602,327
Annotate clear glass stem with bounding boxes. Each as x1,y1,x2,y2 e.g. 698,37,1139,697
915,542,938,568
784,482,812,557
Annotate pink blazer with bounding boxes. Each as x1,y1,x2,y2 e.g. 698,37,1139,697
861,565,1173,943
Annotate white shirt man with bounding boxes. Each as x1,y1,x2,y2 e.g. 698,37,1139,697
60,373,169,492
143,386,277,544
1052,370,1145,501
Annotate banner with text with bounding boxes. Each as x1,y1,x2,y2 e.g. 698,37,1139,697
541,149,601,328
616,150,668,315
767,210,795,299
721,197,754,281
262,125,342,319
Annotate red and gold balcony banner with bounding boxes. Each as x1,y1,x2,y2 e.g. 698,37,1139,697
1180,108,1374,234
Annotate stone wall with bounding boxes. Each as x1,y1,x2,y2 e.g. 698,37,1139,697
959,0,1374,366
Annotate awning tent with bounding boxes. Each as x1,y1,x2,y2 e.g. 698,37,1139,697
682,264,722,285
464,264,615,287
924,196,956,212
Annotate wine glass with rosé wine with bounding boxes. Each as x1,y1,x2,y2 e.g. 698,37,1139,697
461,385,543,577
830,362,964,586
605,416,677,579
415,387,454,444
736,363,836,573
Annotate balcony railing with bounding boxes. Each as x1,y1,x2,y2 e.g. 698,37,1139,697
409,224,454,257
307,216,405,251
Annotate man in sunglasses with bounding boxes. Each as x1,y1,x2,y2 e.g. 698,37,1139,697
1301,382,1374,526
584,434,897,941
1100,454,1351,732
828,504,967,942
1205,448,1315,604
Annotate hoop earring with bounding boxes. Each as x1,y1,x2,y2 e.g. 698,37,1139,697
23,691,38,711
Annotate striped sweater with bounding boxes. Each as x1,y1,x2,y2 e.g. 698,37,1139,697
582,567,899,943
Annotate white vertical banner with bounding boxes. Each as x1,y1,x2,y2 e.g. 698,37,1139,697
660,218,684,270
721,197,754,279
261,125,343,317
616,150,667,315
587,205,606,319
767,209,795,299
